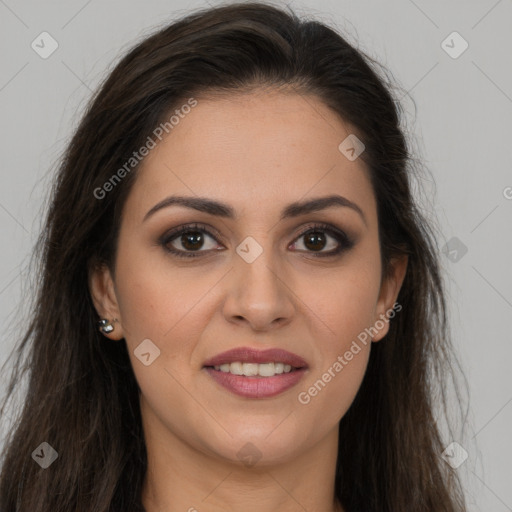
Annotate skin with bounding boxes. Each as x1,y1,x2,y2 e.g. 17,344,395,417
89,88,408,512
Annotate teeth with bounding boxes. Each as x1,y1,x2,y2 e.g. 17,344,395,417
230,362,243,375
212,362,296,377
244,363,259,376
258,362,275,377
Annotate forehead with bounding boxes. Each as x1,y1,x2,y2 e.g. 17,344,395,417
123,91,376,225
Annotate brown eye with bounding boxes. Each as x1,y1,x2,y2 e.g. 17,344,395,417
160,222,355,259
161,223,222,258
178,231,206,251
302,231,328,252
290,223,354,257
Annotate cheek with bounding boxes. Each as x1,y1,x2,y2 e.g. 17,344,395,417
297,345,370,428
112,248,224,406
300,259,381,349
114,242,212,342
296,278,374,425
292,261,379,420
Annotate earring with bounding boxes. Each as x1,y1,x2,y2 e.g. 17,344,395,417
97,318,118,334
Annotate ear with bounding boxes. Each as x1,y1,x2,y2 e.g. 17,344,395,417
372,254,408,342
88,262,124,340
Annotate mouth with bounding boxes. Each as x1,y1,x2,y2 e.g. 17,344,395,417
202,347,308,398
205,361,301,377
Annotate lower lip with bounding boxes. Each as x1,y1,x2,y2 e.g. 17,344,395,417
204,367,307,398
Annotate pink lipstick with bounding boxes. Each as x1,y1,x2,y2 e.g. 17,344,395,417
203,346,308,399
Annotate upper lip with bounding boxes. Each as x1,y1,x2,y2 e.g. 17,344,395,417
203,347,308,369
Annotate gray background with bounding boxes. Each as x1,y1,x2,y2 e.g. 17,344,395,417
0,1,511,510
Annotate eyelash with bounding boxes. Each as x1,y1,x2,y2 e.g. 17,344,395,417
160,222,355,259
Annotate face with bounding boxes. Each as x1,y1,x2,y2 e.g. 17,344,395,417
90,89,407,466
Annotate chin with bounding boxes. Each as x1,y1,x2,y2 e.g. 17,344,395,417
204,425,310,467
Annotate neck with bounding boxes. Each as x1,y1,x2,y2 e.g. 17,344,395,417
140,401,344,512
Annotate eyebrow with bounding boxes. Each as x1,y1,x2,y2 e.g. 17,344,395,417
143,194,367,226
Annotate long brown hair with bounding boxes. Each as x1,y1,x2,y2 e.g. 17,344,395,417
0,2,468,511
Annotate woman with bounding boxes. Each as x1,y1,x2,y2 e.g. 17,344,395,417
0,2,468,511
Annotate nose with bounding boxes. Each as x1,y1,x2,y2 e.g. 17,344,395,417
222,248,295,332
